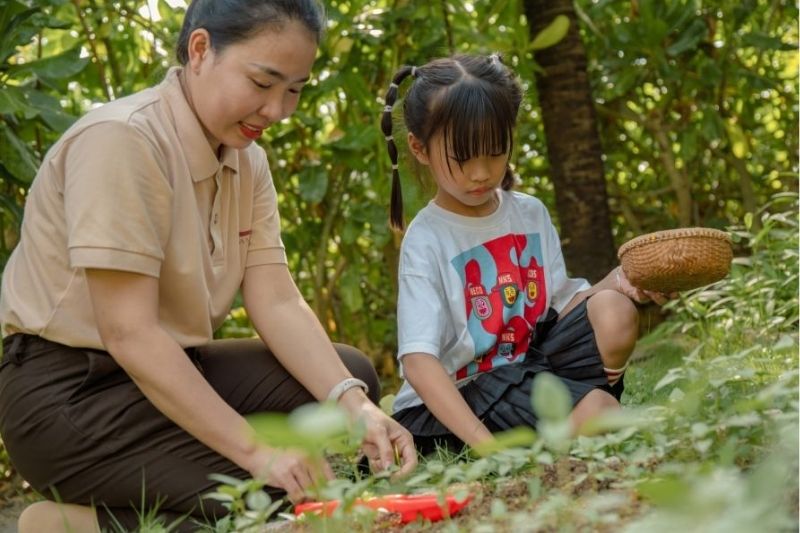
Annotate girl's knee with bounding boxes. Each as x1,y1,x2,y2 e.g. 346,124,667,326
587,290,639,352
588,290,638,330
570,389,620,432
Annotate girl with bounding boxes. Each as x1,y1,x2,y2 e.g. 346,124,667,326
381,54,670,455
0,1,416,531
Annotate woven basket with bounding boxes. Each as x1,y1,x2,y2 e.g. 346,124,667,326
617,228,733,293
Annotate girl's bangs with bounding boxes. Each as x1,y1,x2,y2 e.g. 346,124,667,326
438,82,515,162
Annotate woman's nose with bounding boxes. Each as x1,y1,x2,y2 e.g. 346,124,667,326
258,93,288,122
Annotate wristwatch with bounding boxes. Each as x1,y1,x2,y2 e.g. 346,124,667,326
327,377,369,402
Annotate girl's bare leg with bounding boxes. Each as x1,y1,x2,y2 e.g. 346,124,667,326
586,289,639,370
18,501,99,533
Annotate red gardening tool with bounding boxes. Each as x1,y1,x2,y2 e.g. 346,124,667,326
294,492,472,524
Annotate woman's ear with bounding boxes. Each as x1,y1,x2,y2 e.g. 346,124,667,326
186,28,212,73
407,133,430,165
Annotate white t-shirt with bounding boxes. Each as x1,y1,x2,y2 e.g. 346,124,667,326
393,190,590,411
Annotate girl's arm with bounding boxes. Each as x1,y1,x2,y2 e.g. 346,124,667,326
559,266,674,319
402,352,494,447
242,263,417,477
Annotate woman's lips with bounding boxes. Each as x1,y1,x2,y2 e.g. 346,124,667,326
239,122,263,140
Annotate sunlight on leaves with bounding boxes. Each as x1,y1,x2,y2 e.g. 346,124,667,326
529,15,570,51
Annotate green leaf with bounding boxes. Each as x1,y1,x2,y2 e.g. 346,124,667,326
0,124,38,183
654,368,685,391
379,393,395,416
0,5,38,64
8,46,89,83
331,124,376,152
490,498,508,518
578,407,651,435
473,426,536,456
744,212,754,230
741,31,797,51
207,473,247,487
531,371,571,422
666,18,707,56
245,491,271,511
0,86,31,116
637,477,690,507
289,402,350,440
725,120,750,159
529,15,570,51
248,413,303,449
27,88,76,131
339,267,364,312
297,164,327,203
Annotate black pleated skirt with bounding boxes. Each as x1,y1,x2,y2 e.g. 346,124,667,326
393,300,624,455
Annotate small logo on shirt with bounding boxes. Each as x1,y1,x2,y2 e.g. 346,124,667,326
497,327,517,360
497,272,519,307
468,283,492,320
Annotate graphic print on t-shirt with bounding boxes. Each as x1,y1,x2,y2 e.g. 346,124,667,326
450,233,548,380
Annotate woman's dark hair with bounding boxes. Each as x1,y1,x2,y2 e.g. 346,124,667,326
381,54,523,230
176,0,325,65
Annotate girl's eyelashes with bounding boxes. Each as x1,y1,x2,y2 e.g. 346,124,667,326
447,151,509,163
252,79,271,90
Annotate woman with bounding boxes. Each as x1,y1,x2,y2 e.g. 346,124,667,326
0,1,416,531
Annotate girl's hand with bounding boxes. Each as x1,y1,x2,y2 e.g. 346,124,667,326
354,401,418,479
614,266,678,306
246,446,334,503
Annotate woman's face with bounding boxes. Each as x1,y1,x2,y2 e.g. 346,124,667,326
186,20,318,151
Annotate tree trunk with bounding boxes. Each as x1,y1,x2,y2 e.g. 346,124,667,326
524,0,616,282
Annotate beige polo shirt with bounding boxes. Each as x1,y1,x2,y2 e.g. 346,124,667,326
0,68,287,349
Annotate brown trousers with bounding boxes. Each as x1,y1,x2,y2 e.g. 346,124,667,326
0,334,380,531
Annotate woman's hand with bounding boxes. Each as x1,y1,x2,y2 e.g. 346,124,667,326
614,266,678,305
245,446,334,503
342,393,417,478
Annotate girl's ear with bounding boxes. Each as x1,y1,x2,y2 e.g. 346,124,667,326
187,28,212,73
407,133,430,165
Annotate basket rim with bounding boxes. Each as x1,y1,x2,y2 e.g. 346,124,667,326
618,227,731,258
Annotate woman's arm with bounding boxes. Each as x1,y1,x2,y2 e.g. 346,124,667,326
242,263,417,476
85,268,323,502
242,264,363,402
86,270,258,465
402,353,493,447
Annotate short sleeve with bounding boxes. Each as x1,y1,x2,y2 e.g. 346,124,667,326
245,149,287,267
397,272,447,359
396,228,449,360
64,121,173,277
543,208,590,312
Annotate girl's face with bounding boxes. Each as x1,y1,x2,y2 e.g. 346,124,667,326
409,131,509,217
185,21,317,151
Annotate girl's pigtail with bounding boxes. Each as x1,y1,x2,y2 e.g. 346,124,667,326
501,165,515,190
382,65,416,231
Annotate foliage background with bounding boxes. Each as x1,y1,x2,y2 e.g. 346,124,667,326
1,0,797,374
0,0,797,529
